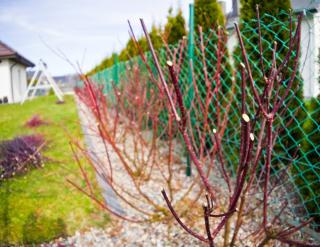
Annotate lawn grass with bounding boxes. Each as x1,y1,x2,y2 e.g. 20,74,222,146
0,95,109,245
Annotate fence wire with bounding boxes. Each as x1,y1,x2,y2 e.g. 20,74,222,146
88,11,320,233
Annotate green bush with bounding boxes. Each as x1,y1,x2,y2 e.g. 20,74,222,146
296,97,320,228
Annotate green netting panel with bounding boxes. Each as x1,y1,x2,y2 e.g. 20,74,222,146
230,12,319,231
87,11,320,231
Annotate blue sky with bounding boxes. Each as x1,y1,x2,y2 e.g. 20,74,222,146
0,0,231,76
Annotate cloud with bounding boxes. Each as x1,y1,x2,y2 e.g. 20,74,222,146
0,0,203,75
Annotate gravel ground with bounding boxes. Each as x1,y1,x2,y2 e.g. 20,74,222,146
43,99,208,247
42,98,317,247
45,221,206,247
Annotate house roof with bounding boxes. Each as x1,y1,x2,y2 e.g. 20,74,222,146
0,40,35,67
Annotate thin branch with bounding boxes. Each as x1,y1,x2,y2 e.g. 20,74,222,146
161,190,208,243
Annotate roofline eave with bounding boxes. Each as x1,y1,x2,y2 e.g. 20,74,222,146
0,54,35,67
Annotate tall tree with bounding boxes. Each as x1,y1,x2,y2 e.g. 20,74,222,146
193,0,231,93
300,95,320,229
237,0,303,154
164,7,187,44
238,0,293,81
236,0,319,229
191,0,234,153
149,25,163,49
300,52,320,229
240,0,291,21
194,0,225,33
238,0,293,68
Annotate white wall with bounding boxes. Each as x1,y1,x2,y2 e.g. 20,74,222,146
10,62,28,103
313,12,320,97
0,59,28,103
0,59,11,102
300,13,320,98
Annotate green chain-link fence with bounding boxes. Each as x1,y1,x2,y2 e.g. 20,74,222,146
87,11,320,234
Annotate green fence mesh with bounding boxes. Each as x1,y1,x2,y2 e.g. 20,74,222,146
87,11,320,233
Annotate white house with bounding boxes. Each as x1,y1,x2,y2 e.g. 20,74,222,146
0,41,35,104
224,0,320,98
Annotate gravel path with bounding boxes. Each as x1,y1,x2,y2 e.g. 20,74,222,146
44,99,207,247
43,98,317,247
46,221,206,247
77,99,125,216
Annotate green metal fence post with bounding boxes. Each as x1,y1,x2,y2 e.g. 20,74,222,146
188,4,195,82
186,3,195,177
113,54,119,86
